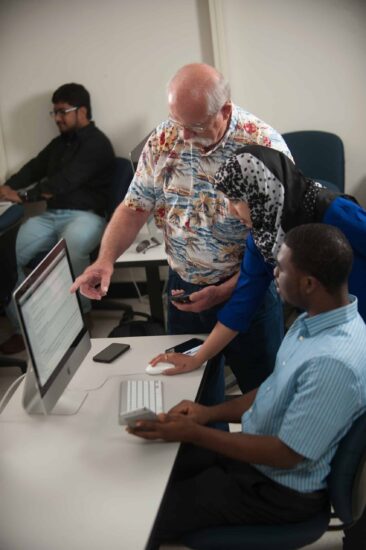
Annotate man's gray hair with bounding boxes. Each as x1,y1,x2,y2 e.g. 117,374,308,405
205,72,231,115
167,67,231,116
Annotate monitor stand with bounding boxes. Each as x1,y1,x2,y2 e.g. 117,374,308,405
22,365,88,416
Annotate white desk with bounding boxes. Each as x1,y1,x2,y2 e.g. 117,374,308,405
0,335,207,550
115,228,168,324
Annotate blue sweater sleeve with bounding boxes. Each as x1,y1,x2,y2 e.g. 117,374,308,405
218,233,274,332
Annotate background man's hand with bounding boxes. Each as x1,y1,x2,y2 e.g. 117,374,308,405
0,185,22,203
70,259,114,299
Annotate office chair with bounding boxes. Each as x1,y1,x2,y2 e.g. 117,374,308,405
90,156,135,315
283,130,345,192
182,410,366,550
28,156,134,271
0,210,27,373
129,132,151,172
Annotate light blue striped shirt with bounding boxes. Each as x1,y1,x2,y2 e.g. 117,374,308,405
242,296,366,492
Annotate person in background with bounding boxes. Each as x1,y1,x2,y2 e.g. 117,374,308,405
128,224,366,546
0,83,115,354
72,63,292,395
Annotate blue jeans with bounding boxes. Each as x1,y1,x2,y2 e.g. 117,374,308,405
167,269,284,394
7,209,106,331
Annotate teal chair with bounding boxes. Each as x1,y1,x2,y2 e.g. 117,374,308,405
182,411,366,550
283,130,345,193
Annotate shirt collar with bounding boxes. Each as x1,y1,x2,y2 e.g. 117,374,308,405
297,295,358,337
200,103,238,157
62,120,94,142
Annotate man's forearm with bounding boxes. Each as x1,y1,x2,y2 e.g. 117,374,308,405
206,388,258,423
191,426,303,468
98,204,150,264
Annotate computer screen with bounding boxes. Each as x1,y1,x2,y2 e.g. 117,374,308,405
14,239,91,414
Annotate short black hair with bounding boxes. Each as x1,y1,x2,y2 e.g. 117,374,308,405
284,224,353,292
52,83,92,119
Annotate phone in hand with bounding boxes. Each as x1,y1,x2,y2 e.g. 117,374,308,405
119,407,158,428
92,343,131,363
165,337,204,355
170,292,191,304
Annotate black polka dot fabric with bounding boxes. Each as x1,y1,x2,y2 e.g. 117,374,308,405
214,147,324,262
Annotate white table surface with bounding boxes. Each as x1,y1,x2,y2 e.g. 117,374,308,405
0,335,206,550
116,227,167,264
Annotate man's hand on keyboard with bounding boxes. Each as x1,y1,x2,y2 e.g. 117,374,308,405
168,400,211,425
149,352,201,375
127,413,200,443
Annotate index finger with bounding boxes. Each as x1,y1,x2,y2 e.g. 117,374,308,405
149,353,168,366
70,274,87,293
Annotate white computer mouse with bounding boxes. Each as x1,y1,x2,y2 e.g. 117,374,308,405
145,362,171,375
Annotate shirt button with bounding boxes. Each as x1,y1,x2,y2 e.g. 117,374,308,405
282,361,286,366
248,407,253,413
299,335,304,341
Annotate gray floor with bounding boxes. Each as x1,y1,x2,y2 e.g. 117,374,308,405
0,298,343,549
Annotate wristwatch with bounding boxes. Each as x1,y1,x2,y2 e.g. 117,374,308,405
18,190,28,202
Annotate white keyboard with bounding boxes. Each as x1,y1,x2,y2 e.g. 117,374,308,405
119,379,164,422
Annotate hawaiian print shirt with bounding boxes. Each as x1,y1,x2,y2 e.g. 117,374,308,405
124,104,292,284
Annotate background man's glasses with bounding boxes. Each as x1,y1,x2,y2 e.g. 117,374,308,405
49,106,79,117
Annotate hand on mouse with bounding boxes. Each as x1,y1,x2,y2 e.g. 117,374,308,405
148,352,202,375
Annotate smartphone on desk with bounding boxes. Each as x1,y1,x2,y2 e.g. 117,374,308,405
92,343,131,363
170,292,192,304
165,337,204,355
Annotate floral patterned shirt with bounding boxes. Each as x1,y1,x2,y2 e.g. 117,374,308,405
124,104,292,284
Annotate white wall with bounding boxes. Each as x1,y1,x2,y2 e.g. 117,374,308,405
1,0,365,205
219,0,366,204
0,0,213,177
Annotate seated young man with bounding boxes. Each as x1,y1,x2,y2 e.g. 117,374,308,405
128,223,366,543
0,83,115,354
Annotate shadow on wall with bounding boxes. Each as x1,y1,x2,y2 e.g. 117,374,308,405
355,177,366,208
6,90,55,175
110,117,148,160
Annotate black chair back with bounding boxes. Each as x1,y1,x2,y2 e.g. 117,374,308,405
329,410,366,525
106,157,134,219
283,130,345,192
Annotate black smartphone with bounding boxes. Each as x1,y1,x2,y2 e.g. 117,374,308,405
170,292,191,304
165,338,204,354
92,343,131,363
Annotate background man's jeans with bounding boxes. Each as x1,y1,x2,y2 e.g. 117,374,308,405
7,209,106,332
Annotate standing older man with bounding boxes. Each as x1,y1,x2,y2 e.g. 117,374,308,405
0,83,115,354
72,63,292,393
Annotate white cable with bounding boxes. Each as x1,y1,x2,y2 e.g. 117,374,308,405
128,268,149,304
0,373,26,414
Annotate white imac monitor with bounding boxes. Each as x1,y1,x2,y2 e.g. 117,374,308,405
13,239,91,415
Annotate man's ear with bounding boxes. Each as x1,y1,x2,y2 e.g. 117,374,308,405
303,275,319,295
221,102,232,121
78,106,88,120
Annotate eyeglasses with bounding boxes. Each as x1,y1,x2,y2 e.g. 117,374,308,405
49,106,79,117
168,114,216,134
